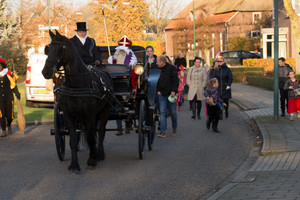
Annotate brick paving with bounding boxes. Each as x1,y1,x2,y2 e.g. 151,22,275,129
205,83,300,200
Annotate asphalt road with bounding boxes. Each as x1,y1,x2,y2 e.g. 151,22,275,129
0,102,254,200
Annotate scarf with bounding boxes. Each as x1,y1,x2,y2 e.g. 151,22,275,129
76,33,88,45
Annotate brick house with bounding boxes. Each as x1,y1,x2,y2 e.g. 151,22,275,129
165,0,273,63
261,0,300,59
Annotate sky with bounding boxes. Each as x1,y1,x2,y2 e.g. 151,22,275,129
7,0,193,18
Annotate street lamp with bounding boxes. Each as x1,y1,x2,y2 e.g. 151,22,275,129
122,2,149,45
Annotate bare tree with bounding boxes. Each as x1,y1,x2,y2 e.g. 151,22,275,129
148,0,180,41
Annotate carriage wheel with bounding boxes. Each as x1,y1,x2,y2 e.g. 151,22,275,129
138,100,146,159
54,103,66,161
147,109,156,151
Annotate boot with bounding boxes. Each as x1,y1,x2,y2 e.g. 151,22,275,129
197,113,201,119
212,120,220,133
8,126,12,135
1,130,7,137
206,120,211,130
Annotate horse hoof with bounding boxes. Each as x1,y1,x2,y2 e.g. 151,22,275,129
86,165,96,170
68,165,80,174
69,169,80,175
87,158,97,167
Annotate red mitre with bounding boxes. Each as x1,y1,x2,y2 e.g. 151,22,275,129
0,58,7,67
118,35,132,48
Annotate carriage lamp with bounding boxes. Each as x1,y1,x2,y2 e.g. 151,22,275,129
134,64,144,75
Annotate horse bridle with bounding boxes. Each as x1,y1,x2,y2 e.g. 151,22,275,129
46,40,67,73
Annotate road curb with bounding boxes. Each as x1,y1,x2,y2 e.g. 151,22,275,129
11,120,54,127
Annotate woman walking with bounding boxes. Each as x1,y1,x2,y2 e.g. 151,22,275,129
209,56,232,118
187,57,207,119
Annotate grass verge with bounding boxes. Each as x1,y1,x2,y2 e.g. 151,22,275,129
14,84,54,122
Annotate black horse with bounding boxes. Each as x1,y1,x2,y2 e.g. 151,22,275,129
42,30,113,174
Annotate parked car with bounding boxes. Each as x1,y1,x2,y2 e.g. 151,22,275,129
25,53,54,108
216,50,262,67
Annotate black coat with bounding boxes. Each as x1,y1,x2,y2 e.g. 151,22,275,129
70,36,102,65
146,54,159,75
157,63,179,96
0,73,20,101
209,63,233,99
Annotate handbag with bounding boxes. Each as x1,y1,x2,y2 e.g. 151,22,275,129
294,88,300,96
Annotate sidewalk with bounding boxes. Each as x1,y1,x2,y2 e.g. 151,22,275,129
206,83,300,200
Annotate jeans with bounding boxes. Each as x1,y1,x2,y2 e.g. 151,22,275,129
157,94,177,133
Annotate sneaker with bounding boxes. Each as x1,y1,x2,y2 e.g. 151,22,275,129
213,129,221,133
290,114,294,121
281,113,285,117
0,130,7,137
158,132,166,138
125,128,130,134
116,131,123,136
172,130,177,136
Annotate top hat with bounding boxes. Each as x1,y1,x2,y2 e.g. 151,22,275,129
0,58,7,68
75,22,88,31
118,35,132,48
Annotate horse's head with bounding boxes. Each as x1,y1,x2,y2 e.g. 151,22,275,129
42,30,69,79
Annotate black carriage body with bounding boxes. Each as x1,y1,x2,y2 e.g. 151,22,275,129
98,46,159,122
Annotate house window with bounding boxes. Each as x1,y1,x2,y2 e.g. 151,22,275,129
38,25,45,38
251,30,260,38
252,12,261,24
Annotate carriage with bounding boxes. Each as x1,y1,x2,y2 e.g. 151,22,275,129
49,43,160,162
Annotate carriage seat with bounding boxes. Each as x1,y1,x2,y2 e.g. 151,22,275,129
102,64,131,77
102,64,132,95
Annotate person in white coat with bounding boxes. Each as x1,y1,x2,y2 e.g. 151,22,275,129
187,57,207,119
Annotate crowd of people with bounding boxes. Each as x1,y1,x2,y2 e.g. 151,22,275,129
150,51,233,135
2,21,296,138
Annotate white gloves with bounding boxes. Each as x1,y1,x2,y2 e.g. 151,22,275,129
226,86,231,90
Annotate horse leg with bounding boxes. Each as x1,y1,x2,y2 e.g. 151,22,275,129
68,128,81,174
96,108,109,161
85,123,98,168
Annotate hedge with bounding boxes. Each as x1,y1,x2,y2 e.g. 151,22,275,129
243,58,295,75
247,76,273,91
231,67,264,82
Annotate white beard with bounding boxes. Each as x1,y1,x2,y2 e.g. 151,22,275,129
113,51,126,64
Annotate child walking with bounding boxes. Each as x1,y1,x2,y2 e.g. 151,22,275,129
177,70,186,111
204,78,226,132
284,71,300,120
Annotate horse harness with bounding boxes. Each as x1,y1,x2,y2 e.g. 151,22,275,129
48,39,124,112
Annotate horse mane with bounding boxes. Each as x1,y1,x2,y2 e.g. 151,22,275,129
53,30,87,68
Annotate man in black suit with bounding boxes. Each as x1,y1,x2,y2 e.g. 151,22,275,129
70,22,102,66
